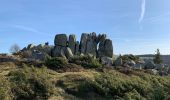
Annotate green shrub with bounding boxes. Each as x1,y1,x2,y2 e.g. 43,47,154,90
8,65,54,100
150,87,167,100
45,57,68,69
118,54,140,63
75,70,170,99
69,55,102,68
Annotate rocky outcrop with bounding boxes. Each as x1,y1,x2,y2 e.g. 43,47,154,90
79,32,113,59
21,43,53,60
85,33,98,56
75,41,80,55
144,61,155,69
68,35,76,54
114,58,123,66
21,33,114,65
52,33,113,64
52,46,66,58
27,44,35,49
101,57,113,66
65,47,74,59
54,34,67,46
80,33,88,54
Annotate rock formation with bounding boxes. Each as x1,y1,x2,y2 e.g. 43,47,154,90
21,32,114,64
52,33,113,61
68,34,76,54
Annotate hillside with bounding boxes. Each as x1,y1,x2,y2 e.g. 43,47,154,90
0,33,170,100
0,59,170,100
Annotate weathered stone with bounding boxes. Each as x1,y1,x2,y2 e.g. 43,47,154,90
52,46,66,58
147,69,158,75
27,44,35,49
114,58,123,66
97,34,106,43
101,57,113,66
155,64,165,70
37,44,45,49
98,40,105,58
144,61,155,69
32,51,47,61
22,47,27,51
127,60,136,66
68,34,76,54
54,34,67,46
104,39,113,58
98,39,113,58
80,33,88,54
75,41,80,55
86,35,97,56
65,47,73,59
133,63,142,69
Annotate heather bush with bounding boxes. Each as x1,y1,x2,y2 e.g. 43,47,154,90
8,65,54,100
45,57,68,69
69,55,102,68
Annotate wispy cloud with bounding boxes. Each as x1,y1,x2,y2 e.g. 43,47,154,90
13,25,41,33
12,25,53,37
139,0,146,23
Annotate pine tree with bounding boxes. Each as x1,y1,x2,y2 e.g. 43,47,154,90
153,49,162,64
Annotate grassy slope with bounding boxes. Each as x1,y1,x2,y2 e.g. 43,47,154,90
0,62,170,100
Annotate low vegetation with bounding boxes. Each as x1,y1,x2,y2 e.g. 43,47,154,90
69,55,102,68
0,56,170,100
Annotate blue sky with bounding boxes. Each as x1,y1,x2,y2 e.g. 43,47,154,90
0,0,170,54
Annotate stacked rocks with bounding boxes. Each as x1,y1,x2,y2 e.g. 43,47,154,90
52,34,74,59
51,33,114,65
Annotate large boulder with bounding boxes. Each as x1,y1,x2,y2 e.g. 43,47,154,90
65,47,73,59
134,63,142,69
98,40,105,58
101,57,113,66
52,46,66,58
54,34,68,46
126,60,136,66
114,58,123,66
104,39,113,58
37,44,45,49
98,39,113,58
144,61,155,69
75,41,80,55
80,33,88,54
68,34,76,54
86,36,97,56
27,44,35,49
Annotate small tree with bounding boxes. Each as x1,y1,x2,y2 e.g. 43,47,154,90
153,49,162,64
9,44,20,54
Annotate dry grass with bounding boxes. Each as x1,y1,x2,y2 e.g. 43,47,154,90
0,62,17,76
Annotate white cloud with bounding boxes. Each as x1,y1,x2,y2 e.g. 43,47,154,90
139,0,146,23
13,25,40,33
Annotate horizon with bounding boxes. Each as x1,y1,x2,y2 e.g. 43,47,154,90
0,0,170,55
